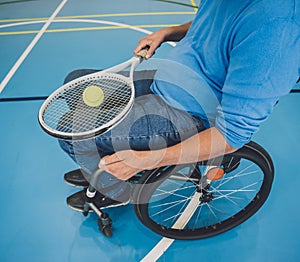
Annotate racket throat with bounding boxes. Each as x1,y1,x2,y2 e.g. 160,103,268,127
129,58,141,80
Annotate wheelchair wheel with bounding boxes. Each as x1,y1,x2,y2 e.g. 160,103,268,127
133,141,274,240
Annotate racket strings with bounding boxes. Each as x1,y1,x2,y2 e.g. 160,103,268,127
42,75,132,135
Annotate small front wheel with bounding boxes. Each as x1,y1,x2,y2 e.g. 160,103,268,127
97,213,113,238
101,224,113,238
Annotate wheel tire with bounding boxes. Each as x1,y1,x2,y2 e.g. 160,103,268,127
102,226,113,238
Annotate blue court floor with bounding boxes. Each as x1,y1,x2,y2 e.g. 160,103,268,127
0,1,299,261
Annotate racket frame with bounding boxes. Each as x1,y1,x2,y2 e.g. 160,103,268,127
38,55,143,140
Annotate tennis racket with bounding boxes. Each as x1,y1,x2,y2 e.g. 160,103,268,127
38,48,148,140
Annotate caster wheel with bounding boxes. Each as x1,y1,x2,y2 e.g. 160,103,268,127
83,211,89,217
97,213,113,238
102,225,113,238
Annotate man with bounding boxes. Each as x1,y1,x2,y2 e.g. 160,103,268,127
61,0,300,211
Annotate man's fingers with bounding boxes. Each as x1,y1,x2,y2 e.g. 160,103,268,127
134,40,150,54
99,155,123,169
146,46,157,59
134,38,159,59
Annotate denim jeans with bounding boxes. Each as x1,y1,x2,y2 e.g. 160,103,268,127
59,69,205,200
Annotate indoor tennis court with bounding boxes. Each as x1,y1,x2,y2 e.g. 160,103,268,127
0,0,299,261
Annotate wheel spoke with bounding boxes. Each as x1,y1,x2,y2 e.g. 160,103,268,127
152,184,196,199
214,163,257,189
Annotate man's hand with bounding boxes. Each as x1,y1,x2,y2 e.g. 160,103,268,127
99,149,166,181
134,22,192,59
134,30,167,59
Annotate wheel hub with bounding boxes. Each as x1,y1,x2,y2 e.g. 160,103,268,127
200,192,214,203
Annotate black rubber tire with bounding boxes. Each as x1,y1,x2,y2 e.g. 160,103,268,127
102,226,113,238
97,218,113,238
133,141,274,240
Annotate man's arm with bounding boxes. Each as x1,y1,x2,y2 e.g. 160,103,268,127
134,21,192,59
99,127,237,181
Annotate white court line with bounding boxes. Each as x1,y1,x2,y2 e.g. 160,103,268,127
141,192,201,261
141,238,175,262
0,0,68,94
0,19,177,49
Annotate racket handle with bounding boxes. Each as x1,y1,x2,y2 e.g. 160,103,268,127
135,46,150,59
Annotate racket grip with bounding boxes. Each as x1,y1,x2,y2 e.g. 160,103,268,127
135,46,150,59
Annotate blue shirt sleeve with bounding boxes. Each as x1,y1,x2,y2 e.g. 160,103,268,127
215,17,300,148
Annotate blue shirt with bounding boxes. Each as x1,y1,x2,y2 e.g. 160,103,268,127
151,0,300,148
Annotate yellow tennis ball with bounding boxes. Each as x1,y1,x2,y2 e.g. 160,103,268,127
82,85,104,107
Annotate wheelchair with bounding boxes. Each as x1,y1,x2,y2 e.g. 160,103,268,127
83,140,274,240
